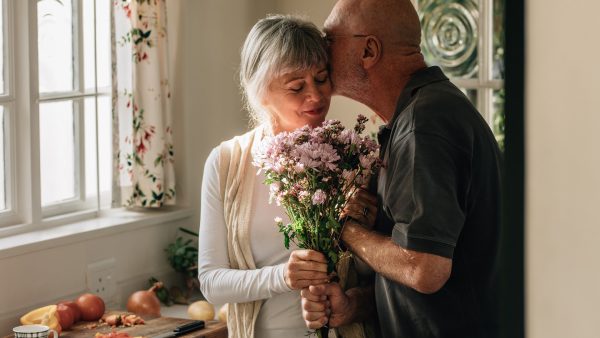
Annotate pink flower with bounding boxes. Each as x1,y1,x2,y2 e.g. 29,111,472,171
312,189,327,205
293,162,305,173
298,190,311,203
270,182,281,194
359,155,375,170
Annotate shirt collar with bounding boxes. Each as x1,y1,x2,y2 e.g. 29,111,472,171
381,66,449,131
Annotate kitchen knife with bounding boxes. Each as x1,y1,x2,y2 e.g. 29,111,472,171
150,320,205,338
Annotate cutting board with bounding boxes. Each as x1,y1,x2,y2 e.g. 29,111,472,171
4,316,227,338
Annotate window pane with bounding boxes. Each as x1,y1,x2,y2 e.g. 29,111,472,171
419,0,478,79
84,0,111,92
38,0,75,93
493,89,505,151
0,0,5,95
96,0,111,89
40,101,76,205
0,106,6,211
493,0,505,79
83,0,96,91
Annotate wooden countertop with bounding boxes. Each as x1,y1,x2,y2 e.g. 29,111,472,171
5,316,227,338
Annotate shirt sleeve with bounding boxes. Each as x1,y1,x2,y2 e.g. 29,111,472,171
197,147,292,305
384,131,469,259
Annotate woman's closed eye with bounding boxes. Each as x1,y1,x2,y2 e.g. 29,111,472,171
287,81,304,92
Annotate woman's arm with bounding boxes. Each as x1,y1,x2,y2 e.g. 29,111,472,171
198,148,292,305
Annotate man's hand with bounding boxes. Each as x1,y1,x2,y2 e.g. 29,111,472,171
341,188,378,229
301,283,352,329
284,250,329,290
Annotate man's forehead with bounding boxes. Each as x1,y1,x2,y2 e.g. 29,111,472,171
324,0,361,32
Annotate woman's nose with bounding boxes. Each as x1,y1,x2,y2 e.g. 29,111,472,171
305,82,324,102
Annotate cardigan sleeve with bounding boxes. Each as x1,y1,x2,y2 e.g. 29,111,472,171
197,147,292,305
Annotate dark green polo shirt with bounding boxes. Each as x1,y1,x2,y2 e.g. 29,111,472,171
373,66,502,338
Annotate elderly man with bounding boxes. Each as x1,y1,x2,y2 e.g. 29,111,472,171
301,0,502,337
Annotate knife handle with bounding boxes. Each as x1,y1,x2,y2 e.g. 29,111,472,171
174,320,205,334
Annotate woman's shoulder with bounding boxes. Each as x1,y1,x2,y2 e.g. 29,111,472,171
218,126,264,151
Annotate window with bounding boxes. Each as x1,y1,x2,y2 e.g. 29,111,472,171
416,0,505,149
0,0,112,233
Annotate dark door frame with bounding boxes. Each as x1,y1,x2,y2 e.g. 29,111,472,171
499,0,525,337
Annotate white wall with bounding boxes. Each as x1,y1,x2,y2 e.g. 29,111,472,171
526,1,600,338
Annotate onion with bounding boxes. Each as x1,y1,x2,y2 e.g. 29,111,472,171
58,301,82,323
56,304,75,330
127,283,162,317
75,293,106,321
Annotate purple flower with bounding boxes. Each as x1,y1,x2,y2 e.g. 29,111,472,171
312,189,327,205
359,154,375,170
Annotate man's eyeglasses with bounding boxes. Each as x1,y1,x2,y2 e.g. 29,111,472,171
323,34,369,46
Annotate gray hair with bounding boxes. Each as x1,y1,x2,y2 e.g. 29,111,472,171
240,14,328,128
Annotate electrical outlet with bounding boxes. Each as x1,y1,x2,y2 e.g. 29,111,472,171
87,258,117,305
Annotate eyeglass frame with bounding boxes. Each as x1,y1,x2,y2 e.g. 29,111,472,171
323,34,370,46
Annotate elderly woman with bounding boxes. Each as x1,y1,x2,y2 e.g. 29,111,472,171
198,15,331,338
198,15,374,338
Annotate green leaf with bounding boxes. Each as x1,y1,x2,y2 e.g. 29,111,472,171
152,191,164,201
283,232,290,250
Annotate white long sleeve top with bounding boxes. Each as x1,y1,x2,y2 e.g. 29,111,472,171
198,147,307,338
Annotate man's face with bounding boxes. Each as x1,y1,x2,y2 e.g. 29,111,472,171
323,4,367,99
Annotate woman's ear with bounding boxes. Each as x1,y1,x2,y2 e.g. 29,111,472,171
361,35,382,69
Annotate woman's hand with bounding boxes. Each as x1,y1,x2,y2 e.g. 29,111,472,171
284,250,329,290
341,188,378,229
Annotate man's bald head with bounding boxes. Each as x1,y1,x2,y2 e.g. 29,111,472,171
325,0,421,50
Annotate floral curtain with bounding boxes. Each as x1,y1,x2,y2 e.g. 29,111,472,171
112,0,175,208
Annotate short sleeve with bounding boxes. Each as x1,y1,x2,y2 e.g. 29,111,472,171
383,131,469,258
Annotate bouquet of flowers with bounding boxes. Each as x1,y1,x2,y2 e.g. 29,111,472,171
253,115,381,275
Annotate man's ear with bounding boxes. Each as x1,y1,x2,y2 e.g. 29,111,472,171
361,36,382,69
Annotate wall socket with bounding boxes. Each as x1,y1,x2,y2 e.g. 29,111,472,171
87,258,117,305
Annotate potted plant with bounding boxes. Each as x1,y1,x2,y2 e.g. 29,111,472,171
165,227,199,296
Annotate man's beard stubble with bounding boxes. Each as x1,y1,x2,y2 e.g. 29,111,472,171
331,61,369,102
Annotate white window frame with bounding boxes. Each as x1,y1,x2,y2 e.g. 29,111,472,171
0,0,110,236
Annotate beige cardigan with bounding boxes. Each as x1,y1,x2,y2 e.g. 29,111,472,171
218,127,264,338
217,126,369,338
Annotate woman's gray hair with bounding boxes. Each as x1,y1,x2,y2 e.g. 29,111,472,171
240,14,328,128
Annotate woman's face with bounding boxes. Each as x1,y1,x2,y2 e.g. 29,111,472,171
262,64,332,133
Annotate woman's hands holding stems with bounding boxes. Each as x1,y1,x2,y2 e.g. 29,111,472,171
284,249,329,290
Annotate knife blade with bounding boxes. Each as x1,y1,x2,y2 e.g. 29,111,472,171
150,320,205,338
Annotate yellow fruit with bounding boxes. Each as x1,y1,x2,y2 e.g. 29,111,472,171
218,304,228,323
187,300,215,321
20,305,62,335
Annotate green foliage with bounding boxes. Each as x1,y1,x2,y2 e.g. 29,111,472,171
165,227,198,277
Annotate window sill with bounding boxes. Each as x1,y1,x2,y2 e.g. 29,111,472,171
0,207,194,260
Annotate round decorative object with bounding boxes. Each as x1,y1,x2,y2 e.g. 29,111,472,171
420,0,479,78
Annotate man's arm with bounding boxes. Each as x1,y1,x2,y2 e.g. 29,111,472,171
342,220,452,294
